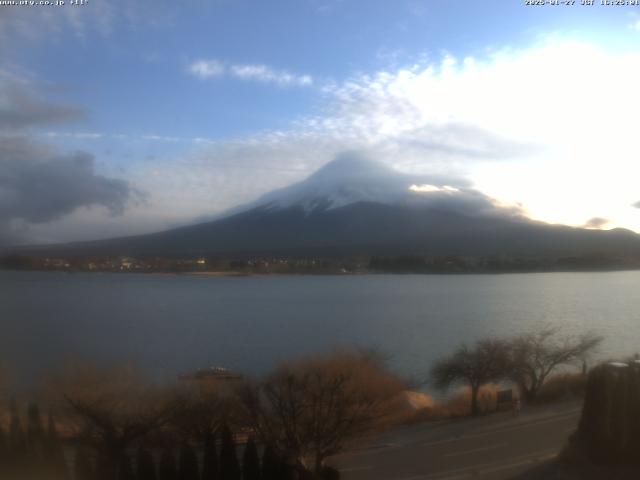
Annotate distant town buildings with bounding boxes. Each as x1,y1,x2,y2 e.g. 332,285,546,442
179,366,243,396
2,251,638,274
179,366,243,382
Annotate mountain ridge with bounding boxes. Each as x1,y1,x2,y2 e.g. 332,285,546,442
5,156,640,261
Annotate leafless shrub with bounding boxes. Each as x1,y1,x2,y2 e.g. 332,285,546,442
534,373,587,404
430,339,511,416
169,381,242,447
241,350,405,475
43,364,179,477
408,384,499,423
508,327,601,402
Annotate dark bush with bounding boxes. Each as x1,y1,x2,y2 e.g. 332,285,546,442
201,433,219,480
242,437,260,480
573,362,640,465
219,425,240,480
319,466,341,480
158,448,178,480
118,453,136,480
178,444,199,480
137,447,157,480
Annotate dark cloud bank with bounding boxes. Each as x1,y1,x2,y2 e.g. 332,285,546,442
0,83,85,131
0,80,136,245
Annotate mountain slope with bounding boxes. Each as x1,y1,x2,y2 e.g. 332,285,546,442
12,156,640,259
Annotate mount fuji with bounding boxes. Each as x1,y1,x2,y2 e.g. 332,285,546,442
238,154,470,214
21,154,640,259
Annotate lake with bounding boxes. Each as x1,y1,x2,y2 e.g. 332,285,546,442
1,270,639,388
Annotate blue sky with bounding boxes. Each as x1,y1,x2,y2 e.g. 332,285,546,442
3,0,640,243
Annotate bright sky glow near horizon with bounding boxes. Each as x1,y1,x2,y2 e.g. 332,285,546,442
3,0,640,244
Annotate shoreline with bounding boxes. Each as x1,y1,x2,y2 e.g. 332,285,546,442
3,267,640,276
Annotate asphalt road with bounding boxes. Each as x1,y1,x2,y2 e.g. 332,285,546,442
332,400,582,480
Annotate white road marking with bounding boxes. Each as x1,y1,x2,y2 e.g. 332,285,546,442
444,442,508,458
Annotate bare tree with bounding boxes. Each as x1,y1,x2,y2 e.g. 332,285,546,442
430,339,510,416
170,385,228,446
241,351,404,476
57,365,178,478
507,326,602,402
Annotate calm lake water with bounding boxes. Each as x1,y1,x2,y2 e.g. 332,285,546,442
1,270,639,387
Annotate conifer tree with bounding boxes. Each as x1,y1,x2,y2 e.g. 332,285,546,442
0,424,8,475
178,444,199,480
96,452,118,480
260,446,279,480
219,424,240,480
9,399,25,449
118,453,136,480
201,433,219,480
158,448,177,480
75,446,96,480
27,403,45,456
137,447,157,480
241,437,260,480
9,398,27,472
279,458,294,480
45,411,68,479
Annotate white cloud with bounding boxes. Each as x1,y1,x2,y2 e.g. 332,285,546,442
409,184,459,193
0,0,172,50
188,60,225,79
230,64,313,86
171,39,640,232
188,59,313,86
26,38,640,241
44,132,103,140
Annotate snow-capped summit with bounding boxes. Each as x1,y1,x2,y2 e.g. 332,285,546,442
250,153,464,213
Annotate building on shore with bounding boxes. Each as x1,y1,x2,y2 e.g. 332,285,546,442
178,366,243,395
